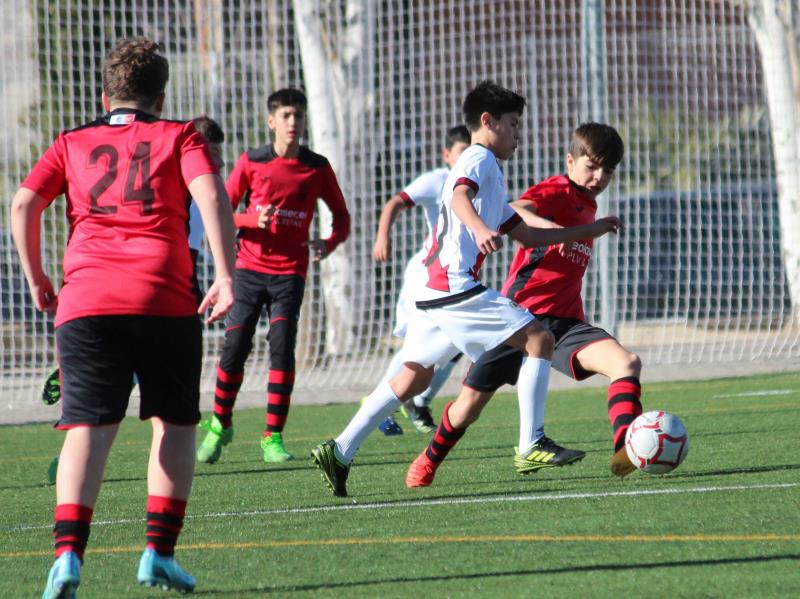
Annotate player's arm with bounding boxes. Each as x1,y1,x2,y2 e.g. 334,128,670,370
507,215,622,249
511,199,562,229
307,165,351,262
451,184,503,254
224,156,262,230
189,173,237,323
11,187,57,313
372,193,409,262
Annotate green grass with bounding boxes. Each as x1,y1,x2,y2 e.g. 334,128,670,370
2,372,800,597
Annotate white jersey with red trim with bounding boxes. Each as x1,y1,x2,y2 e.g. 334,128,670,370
400,167,449,240
413,144,520,302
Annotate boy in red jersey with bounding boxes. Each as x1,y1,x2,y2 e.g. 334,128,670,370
311,82,621,498
197,88,351,464
406,122,642,488
12,38,237,597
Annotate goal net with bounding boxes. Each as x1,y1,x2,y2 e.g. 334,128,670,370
1,0,798,419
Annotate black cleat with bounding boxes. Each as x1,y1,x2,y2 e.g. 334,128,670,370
311,440,350,497
514,436,586,474
401,401,437,433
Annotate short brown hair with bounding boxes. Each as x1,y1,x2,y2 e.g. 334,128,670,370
192,115,224,144
102,38,169,105
569,123,624,168
267,88,307,113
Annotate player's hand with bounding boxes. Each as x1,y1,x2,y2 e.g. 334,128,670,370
257,205,277,229
199,277,235,324
372,236,391,262
592,216,623,237
29,275,57,313
305,239,328,262
475,229,503,254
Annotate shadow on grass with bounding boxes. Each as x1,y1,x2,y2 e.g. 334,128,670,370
189,553,800,595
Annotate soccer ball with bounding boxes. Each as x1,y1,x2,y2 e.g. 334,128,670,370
625,410,689,474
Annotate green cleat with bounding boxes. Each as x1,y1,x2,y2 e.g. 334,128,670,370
261,432,294,462
311,440,350,497
514,436,586,475
42,368,61,405
42,550,80,599
196,415,233,464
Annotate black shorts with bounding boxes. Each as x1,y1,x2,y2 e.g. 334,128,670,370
463,314,614,392
56,315,202,427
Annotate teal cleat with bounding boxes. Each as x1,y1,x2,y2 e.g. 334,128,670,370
196,415,233,464
42,551,80,599
137,548,196,593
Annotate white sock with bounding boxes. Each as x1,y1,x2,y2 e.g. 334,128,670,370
516,356,552,452
335,381,401,464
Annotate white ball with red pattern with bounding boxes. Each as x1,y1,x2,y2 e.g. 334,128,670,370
625,410,689,474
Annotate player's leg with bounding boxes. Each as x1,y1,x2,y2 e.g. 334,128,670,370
44,317,132,598
260,274,305,462
197,269,264,463
503,320,585,473
572,337,642,477
135,315,202,592
373,350,406,435
312,314,455,497
402,353,462,433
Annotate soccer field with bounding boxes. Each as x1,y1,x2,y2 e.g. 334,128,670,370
2,372,799,598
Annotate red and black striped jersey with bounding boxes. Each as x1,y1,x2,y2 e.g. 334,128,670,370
501,175,597,320
225,144,351,278
21,108,218,326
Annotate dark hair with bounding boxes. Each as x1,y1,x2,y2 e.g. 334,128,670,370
462,80,526,131
192,115,224,143
445,125,470,149
267,88,308,113
569,123,625,168
102,37,169,105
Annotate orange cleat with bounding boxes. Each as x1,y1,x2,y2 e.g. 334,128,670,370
406,453,439,488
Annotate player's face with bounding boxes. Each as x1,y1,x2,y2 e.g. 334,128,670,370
566,153,615,197
490,112,521,160
268,105,306,147
442,141,469,168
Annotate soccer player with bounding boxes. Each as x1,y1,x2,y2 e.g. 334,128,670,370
371,125,470,435
12,38,237,598
197,88,351,464
406,122,642,488
311,81,621,497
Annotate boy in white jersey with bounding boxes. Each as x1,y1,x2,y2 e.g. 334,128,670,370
372,125,470,434
311,81,621,497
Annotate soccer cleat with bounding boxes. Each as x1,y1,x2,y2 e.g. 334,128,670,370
260,432,294,462
610,446,637,478
513,436,586,475
196,415,233,464
42,550,80,599
401,402,437,433
311,440,350,497
137,548,196,593
47,456,59,485
405,453,439,488
42,368,61,405
378,414,403,436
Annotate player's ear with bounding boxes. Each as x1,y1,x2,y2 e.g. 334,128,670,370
566,152,575,174
480,111,493,130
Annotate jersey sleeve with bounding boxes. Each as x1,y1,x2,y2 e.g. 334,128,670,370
452,150,489,195
179,125,218,187
498,202,522,234
319,163,351,254
519,182,552,213
401,170,441,209
20,135,67,204
225,152,251,212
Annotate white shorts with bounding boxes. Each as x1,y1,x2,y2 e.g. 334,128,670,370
402,287,534,366
392,248,428,338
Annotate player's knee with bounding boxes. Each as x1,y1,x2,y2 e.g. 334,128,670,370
221,327,254,369
622,351,642,377
523,322,554,358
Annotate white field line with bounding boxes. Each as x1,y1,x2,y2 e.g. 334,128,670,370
4,481,798,534
711,389,795,398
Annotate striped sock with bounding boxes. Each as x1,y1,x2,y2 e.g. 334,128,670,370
145,496,187,557
213,365,243,428
608,376,643,450
53,504,93,560
265,369,294,435
425,401,466,463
